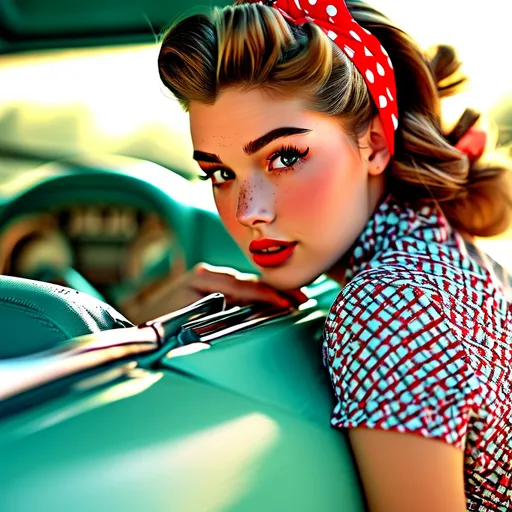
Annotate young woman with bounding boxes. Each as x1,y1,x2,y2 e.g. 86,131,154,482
156,1,512,509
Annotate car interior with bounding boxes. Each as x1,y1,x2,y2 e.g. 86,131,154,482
0,0,264,353
0,0,511,393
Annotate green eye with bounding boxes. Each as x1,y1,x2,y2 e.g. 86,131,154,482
268,146,309,171
274,154,298,169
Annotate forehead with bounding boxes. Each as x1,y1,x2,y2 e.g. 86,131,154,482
188,87,312,145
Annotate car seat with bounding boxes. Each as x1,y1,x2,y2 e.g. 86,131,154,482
0,276,133,359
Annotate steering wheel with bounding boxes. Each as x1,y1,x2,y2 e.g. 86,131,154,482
0,156,223,309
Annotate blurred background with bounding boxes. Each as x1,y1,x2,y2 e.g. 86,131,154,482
1,0,511,181
0,0,511,278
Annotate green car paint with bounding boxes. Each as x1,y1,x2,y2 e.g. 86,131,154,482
0,283,366,512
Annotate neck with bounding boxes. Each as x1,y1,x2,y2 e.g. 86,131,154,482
327,178,387,286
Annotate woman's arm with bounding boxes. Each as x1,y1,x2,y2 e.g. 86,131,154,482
349,428,466,512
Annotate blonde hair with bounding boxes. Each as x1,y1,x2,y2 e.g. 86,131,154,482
158,1,512,237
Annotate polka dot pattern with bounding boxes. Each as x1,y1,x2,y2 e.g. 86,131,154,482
253,0,399,155
344,44,355,58
349,30,361,42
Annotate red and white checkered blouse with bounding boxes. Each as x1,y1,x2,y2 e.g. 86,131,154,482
323,194,511,511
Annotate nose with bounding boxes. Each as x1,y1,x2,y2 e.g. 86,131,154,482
235,174,276,227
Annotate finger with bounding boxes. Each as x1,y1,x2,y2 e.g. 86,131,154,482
194,265,309,308
195,262,259,282
281,288,309,306
191,271,292,308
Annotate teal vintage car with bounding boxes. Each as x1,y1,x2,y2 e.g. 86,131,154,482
0,158,364,511
0,1,366,510
0,0,510,510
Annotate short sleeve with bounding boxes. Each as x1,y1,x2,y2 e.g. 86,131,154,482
323,278,482,449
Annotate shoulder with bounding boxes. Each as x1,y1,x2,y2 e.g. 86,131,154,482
326,268,446,343
324,272,455,390
323,272,483,447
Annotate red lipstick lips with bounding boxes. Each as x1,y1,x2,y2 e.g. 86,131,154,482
249,238,297,268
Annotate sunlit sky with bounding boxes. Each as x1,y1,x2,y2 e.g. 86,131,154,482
373,0,510,108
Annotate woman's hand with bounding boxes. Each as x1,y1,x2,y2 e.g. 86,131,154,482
120,262,308,324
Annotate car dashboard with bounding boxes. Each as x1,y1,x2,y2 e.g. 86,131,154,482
2,203,177,296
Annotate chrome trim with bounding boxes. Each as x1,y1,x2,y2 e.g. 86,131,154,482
144,293,226,341
176,277,338,342
187,305,294,343
0,293,226,402
0,325,159,401
182,304,256,331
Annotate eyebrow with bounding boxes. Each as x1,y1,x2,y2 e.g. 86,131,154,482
192,126,311,164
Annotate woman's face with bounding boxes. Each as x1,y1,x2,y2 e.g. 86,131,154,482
189,87,386,290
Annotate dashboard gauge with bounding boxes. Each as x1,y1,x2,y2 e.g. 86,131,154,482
66,206,138,239
124,213,185,283
0,204,184,300
0,213,71,275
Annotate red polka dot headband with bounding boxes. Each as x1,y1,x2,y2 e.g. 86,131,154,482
254,0,399,155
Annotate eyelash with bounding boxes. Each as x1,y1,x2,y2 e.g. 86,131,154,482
268,145,310,170
198,144,310,186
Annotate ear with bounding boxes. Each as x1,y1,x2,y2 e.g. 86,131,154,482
360,114,392,176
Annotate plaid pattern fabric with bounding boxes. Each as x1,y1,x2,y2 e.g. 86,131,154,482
323,195,512,511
